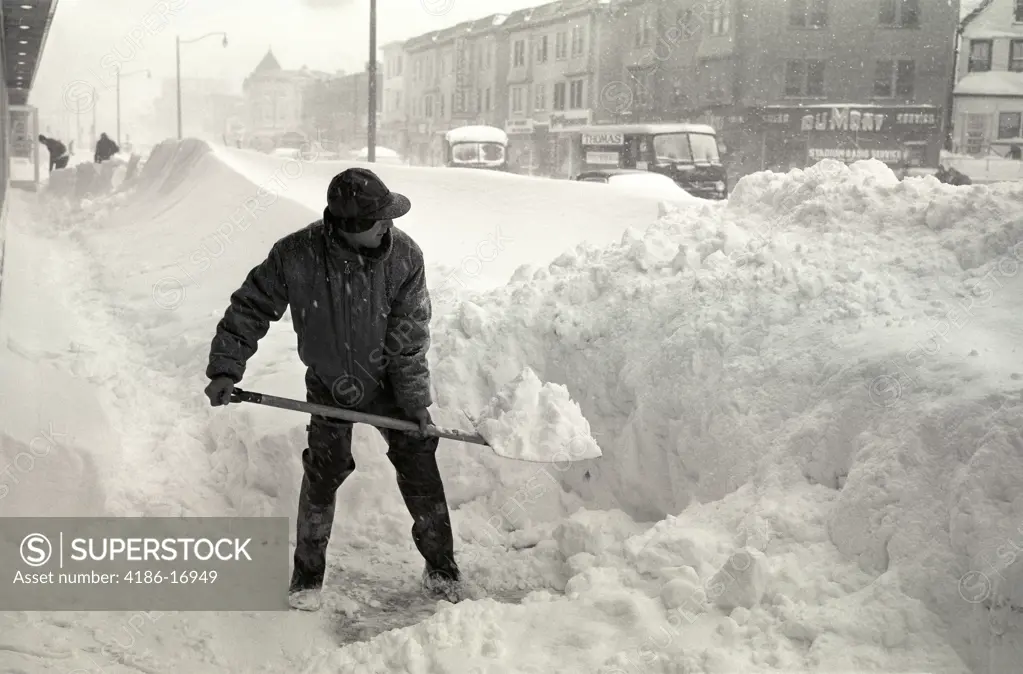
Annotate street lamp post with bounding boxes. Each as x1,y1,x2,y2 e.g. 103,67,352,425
367,0,376,162
176,32,228,140
116,68,151,146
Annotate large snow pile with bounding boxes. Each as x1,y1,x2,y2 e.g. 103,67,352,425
5,139,1022,673
348,159,1023,673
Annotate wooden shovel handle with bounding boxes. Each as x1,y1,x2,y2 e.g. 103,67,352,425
229,387,490,447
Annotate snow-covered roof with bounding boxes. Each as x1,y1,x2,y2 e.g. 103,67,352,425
961,0,993,26
504,0,603,31
954,71,1023,97
445,125,509,144
404,13,507,51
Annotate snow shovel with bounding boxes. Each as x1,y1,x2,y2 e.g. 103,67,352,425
229,388,601,464
229,387,492,447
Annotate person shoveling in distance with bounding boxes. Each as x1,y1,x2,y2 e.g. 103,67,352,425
204,167,464,611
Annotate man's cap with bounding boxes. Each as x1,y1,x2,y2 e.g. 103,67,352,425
326,167,411,224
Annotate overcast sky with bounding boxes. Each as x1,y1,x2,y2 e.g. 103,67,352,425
31,0,540,139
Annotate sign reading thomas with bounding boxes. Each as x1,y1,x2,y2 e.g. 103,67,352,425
581,132,624,146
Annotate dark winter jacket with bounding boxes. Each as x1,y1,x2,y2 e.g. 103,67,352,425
206,219,433,414
42,138,67,159
94,135,119,163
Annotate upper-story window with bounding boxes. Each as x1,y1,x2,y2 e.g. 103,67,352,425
879,0,919,28
785,59,825,97
1011,40,1023,72
789,0,827,28
513,39,526,67
968,40,992,72
709,2,730,35
635,13,654,46
571,25,585,56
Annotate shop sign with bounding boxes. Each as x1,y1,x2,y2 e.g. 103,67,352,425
696,113,747,129
760,106,941,133
505,119,535,134
808,146,905,163
581,132,624,145
586,151,620,165
549,110,592,132
801,107,889,132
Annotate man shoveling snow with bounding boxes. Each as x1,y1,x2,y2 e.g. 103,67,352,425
204,168,464,610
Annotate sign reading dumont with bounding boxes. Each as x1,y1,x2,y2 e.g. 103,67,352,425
1,517,289,611
757,105,941,134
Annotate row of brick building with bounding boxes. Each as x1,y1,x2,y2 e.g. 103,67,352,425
376,0,960,181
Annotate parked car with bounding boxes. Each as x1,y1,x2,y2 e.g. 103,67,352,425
572,168,705,201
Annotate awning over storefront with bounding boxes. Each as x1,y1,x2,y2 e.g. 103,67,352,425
3,0,58,105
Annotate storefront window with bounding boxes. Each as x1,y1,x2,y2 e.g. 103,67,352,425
998,112,1022,139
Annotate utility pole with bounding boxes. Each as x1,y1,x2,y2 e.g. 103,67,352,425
367,0,377,162
116,71,121,146
175,36,182,140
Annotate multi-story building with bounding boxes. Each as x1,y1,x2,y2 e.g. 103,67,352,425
402,14,510,166
598,0,957,180
953,0,1023,154
389,0,959,180
241,49,332,149
302,67,382,154
456,16,511,131
380,41,408,154
502,0,609,174
645,0,954,179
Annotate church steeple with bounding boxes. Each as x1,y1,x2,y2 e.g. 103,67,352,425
254,47,282,73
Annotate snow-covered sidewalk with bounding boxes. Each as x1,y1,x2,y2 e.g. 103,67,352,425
2,140,1021,673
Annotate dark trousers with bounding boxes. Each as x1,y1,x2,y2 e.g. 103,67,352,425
289,391,458,592
52,156,69,171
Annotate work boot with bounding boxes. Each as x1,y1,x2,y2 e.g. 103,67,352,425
289,479,336,604
422,562,466,603
288,587,323,612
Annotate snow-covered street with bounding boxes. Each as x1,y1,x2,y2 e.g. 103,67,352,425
1,141,1022,673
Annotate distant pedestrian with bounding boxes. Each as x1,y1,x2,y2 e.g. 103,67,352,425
38,135,69,172
935,164,972,186
1010,144,1021,160
94,132,120,163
